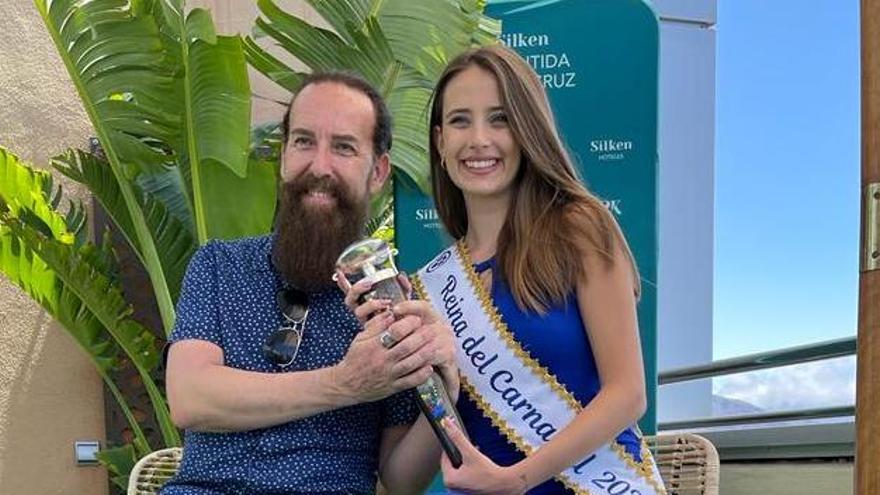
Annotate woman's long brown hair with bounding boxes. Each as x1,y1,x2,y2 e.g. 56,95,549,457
429,44,640,313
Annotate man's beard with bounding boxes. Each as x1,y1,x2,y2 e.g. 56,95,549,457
272,173,368,291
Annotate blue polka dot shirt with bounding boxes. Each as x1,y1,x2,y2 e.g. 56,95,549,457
160,235,419,495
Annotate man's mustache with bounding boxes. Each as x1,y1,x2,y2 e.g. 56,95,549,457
289,174,348,202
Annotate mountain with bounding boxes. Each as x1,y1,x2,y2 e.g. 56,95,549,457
712,394,764,416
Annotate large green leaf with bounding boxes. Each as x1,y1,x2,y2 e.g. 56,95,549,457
96,443,139,490
187,33,250,178
0,148,75,244
379,0,501,77
3,213,181,448
300,0,371,45
136,169,196,235
139,192,198,302
52,150,197,302
242,35,305,93
199,156,278,241
52,150,137,258
197,122,281,239
0,147,155,455
156,5,273,244
36,0,180,331
150,3,260,242
36,0,262,332
187,34,269,240
385,81,433,191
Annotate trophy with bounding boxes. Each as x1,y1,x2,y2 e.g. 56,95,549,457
336,238,464,467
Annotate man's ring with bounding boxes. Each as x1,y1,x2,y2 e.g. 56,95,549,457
378,330,395,349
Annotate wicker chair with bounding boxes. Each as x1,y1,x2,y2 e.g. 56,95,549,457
646,433,720,495
127,435,719,495
127,447,183,495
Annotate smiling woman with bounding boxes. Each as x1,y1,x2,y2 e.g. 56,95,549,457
434,65,523,204
415,44,663,495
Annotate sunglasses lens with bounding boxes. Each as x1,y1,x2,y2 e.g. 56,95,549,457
263,328,301,366
287,304,308,322
277,288,309,322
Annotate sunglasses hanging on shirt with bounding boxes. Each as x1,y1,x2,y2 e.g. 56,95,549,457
263,287,310,367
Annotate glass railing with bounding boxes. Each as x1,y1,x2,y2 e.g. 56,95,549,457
657,337,856,431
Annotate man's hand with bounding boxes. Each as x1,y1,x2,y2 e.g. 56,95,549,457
335,271,460,401
331,308,435,402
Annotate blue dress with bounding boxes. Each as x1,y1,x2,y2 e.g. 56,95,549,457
456,258,644,495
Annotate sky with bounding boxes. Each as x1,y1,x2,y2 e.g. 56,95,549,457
713,0,861,357
711,0,861,410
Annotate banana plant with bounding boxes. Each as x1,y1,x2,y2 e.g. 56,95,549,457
3,0,274,487
0,146,175,463
35,0,277,336
244,0,501,198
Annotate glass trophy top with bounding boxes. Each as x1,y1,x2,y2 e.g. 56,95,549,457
335,238,398,283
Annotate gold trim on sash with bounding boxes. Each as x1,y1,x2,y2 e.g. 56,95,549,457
455,241,579,410
416,242,665,493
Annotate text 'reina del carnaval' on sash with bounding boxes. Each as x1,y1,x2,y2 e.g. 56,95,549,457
414,242,666,495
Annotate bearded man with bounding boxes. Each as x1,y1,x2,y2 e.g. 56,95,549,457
162,72,457,495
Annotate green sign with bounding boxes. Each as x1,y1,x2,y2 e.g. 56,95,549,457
395,0,659,433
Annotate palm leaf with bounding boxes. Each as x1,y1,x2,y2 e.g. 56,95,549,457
139,193,198,302
3,230,154,457
135,170,196,234
366,193,393,236
253,0,393,85
0,147,156,454
36,0,180,331
52,150,137,257
379,0,501,75
198,156,278,241
96,443,139,490
36,0,260,332
385,81,433,191
242,35,305,93
183,17,255,241
3,213,180,448
150,2,266,243
52,150,197,302
302,0,371,45
0,148,75,244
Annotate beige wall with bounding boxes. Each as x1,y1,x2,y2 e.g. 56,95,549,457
0,0,108,493
721,462,853,495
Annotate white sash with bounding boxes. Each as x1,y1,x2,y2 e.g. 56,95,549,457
416,243,666,495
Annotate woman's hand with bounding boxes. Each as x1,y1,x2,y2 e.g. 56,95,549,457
392,300,460,402
335,270,390,322
441,419,529,495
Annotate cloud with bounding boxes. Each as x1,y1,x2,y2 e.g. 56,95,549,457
711,356,855,411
